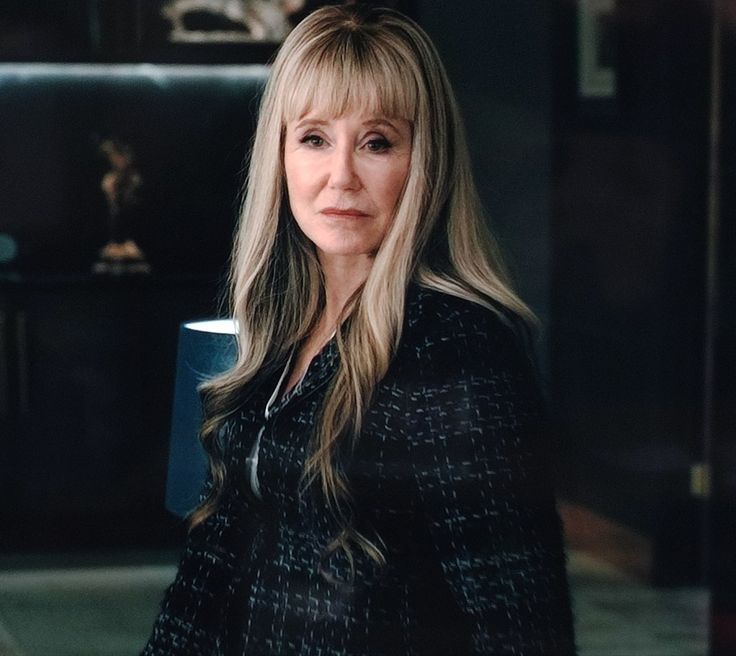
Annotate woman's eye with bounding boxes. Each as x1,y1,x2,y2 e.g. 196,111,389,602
365,137,391,153
300,134,324,147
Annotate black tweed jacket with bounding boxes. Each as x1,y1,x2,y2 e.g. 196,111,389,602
142,285,576,655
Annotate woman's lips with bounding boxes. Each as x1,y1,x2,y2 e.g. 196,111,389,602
320,207,369,218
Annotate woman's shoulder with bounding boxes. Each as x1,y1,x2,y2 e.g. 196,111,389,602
393,282,544,408
392,283,538,387
404,283,525,352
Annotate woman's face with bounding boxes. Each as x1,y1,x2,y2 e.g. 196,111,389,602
283,110,412,264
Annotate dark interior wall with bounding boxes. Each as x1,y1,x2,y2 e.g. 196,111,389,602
712,13,736,652
550,0,711,559
416,0,552,358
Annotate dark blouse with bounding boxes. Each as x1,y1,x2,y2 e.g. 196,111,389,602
141,285,576,655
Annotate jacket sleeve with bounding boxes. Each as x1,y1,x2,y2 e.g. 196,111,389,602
402,309,576,655
141,423,253,655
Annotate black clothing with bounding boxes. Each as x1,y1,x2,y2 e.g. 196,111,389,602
142,285,576,655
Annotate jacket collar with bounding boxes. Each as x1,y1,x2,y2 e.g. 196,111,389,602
265,281,425,415
266,334,339,415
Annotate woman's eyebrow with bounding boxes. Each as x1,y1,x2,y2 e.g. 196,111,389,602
291,117,405,133
362,118,403,133
292,118,329,131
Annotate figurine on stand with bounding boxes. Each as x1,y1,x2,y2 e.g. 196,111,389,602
161,0,307,43
93,138,151,275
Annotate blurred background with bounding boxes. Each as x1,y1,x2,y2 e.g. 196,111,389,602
0,1,733,654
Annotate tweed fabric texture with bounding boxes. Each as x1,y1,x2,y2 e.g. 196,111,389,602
142,286,576,655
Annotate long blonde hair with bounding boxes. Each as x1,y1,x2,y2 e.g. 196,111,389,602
192,4,536,569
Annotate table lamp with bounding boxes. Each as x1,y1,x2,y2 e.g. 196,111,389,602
165,319,238,518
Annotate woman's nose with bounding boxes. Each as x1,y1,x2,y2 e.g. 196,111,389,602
327,145,361,190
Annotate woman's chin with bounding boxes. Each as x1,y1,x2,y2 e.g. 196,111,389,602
315,242,380,262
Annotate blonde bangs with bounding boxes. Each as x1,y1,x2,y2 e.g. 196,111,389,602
280,34,419,123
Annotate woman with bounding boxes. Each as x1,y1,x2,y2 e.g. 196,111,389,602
142,4,576,655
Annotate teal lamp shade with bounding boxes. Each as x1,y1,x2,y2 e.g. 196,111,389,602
165,319,238,518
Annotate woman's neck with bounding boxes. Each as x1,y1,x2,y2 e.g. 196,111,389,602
318,251,374,327
280,254,372,398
